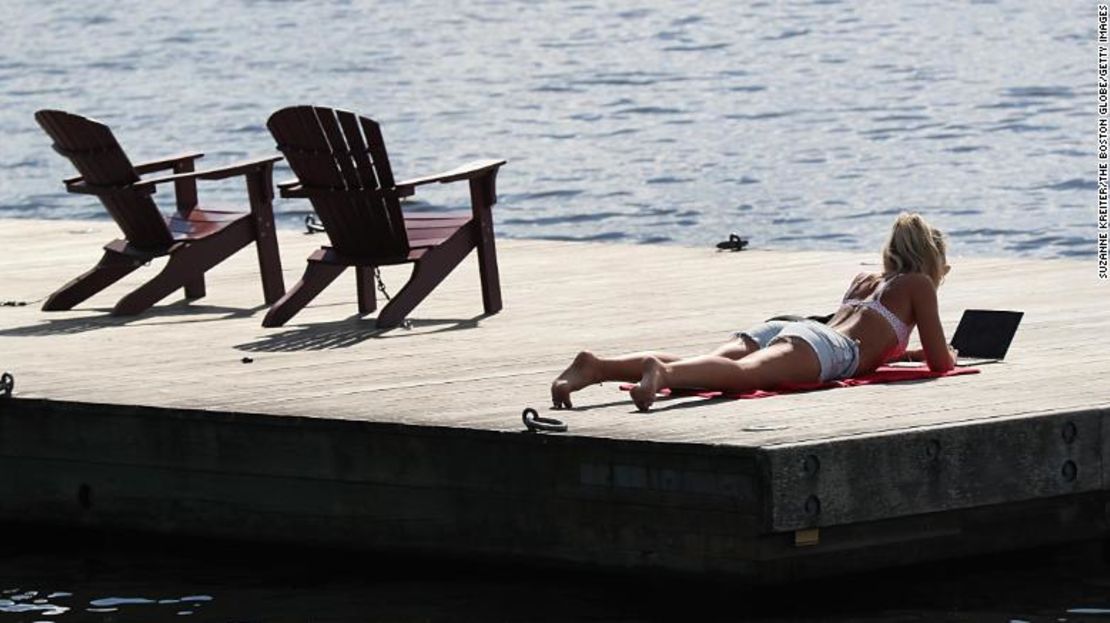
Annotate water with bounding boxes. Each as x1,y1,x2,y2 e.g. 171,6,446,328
0,0,1090,257
2,532,1110,622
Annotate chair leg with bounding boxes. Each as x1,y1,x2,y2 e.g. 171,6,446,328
42,249,141,311
474,217,502,315
469,176,503,315
262,260,346,327
112,224,253,316
184,276,206,300
113,248,206,316
255,224,285,305
356,266,376,315
376,224,475,328
245,164,285,305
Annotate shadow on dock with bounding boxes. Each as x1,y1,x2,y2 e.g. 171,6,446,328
235,313,492,352
0,302,266,336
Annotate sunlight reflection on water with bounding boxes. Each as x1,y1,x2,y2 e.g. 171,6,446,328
0,0,1089,258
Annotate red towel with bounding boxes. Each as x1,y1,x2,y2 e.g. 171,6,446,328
618,365,980,400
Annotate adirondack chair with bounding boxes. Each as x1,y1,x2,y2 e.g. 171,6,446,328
263,105,505,328
34,110,285,315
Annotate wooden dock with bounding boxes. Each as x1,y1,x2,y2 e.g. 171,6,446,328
1,218,1107,581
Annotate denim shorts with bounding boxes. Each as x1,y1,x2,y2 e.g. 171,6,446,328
735,320,860,382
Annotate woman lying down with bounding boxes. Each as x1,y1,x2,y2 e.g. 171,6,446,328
551,213,958,412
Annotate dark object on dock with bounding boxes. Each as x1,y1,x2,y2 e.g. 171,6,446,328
262,106,506,328
522,407,567,433
716,233,749,251
33,110,285,315
0,373,11,398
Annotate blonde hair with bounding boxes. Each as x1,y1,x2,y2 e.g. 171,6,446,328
882,213,948,286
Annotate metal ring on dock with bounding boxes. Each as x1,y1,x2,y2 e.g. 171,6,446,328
522,407,567,433
0,372,13,399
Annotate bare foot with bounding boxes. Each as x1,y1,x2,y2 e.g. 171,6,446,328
630,357,667,412
551,350,600,409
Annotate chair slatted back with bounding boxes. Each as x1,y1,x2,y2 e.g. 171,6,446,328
268,106,409,258
35,110,174,250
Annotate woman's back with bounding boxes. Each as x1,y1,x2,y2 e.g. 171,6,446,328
829,272,922,373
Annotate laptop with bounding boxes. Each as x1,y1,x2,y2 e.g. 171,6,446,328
888,309,1023,367
950,309,1023,366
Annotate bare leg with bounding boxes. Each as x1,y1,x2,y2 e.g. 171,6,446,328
630,337,821,411
550,336,760,409
551,350,682,409
710,335,760,360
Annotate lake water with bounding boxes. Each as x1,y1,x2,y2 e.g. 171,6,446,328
0,0,1091,258
2,532,1110,622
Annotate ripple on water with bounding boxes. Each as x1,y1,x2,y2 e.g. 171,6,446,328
871,114,931,122
663,43,730,52
1003,86,1077,99
1005,234,1088,253
987,122,1060,133
90,597,157,607
724,111,796,121
770,232,854,242
615,106,685,116
574,72,683,87
534,231,628,242
503,190,585,203
762,28,810,40
502,211,624,226
841,207,904,220
3,588,214,616
1032,178,1095,192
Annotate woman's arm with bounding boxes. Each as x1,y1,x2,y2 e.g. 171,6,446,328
842,272,869,301
910,274,956,372
886,346,924,363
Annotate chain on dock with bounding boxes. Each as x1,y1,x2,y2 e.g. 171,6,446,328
522,407,567,433
304,214,326,234
305,214,412,330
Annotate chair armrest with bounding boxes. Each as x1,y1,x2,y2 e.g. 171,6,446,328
132,151,205,175
278,181,397,203
63,180,155,196
395,159,506,193
60,152,206,187
134,155,282,190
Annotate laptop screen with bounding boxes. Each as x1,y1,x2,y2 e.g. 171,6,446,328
949,310,1024,360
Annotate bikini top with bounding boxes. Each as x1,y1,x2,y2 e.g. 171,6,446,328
840,273,912,355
